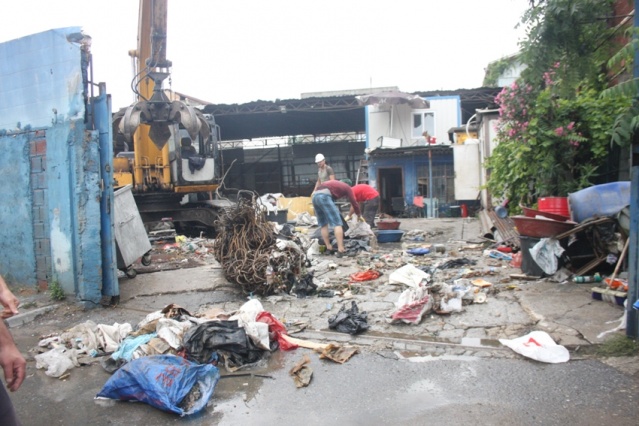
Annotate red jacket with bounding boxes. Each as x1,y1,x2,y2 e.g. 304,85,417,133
352,184,379,202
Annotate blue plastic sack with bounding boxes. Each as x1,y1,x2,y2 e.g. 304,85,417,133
96,355,220,416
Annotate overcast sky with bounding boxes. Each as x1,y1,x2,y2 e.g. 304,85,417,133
1,0,529,110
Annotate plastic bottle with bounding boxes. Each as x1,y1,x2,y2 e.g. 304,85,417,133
265,266,275,285
572,273,602,283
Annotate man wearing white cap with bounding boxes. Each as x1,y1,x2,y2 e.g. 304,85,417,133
312,153,335,192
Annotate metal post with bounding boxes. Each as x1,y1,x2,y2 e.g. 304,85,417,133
626,0,639,338
428,149,433,218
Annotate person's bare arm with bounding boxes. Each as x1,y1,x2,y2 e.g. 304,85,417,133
0,276,19,319
0,321,25,392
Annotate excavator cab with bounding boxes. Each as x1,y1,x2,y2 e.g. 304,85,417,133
170,114,221,187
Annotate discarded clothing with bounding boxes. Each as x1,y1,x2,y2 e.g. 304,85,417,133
59,321,100,355
96,323,133,353
328,301,369,335
349,270,381,282
317,289,335,298
437,258,477,269
111,333,157,362
390,286,432,324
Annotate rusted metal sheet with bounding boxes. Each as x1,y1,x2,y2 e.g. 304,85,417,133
484,209,520,248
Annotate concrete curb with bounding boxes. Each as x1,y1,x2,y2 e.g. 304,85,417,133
5,305,58,328
296,329,514,355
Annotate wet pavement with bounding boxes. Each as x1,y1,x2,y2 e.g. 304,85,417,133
6,217,639,425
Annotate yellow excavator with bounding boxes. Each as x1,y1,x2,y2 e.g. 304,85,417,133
112,0,228,236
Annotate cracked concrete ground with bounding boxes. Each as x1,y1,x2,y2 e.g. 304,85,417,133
8,217,631,363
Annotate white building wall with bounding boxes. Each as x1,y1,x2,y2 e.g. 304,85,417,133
365,96,460,150
422,97,461,146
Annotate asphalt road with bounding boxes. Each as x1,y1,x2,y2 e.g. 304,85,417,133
9,344,639,426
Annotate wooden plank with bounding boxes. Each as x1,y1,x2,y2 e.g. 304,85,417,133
574,255,608,276
281,334,329,350
553,217,614,240
510,273,542,281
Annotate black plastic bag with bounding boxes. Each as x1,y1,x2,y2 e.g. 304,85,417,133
328,301,369,335
182,320,265,369
292,272,317,298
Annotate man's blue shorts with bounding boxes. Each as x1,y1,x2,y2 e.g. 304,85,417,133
312,193,342,228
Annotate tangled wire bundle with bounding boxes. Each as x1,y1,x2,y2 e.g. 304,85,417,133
212,196,305,295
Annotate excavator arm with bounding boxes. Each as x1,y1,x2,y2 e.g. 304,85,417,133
119,0,207,150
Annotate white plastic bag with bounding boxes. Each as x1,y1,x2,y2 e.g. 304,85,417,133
499,331,570,363
530,238,565,275
35,346,80,377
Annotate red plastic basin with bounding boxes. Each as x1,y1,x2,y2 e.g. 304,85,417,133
512,215,576,238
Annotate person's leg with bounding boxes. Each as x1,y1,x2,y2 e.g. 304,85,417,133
333,225,344,252
0,385,20,426
313,194,333,251
323,199,344,252
363,196,379,228
320,225,332,250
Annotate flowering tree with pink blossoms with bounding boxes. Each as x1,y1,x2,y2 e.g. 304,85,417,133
488,70,627,206
486,0,630,208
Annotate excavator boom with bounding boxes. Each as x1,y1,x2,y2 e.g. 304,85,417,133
112,0,225,236
119,0,204,149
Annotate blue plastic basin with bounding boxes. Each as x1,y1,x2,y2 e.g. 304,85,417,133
376,230,404,243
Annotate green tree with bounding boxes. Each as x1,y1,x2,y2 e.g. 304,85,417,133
487,0,630,208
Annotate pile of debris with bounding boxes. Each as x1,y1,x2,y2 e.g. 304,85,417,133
212,196,307,295
32,299,359,416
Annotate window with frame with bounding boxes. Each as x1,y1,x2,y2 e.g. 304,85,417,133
412,111,435,139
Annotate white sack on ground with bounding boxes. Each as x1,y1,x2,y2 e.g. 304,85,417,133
389,264,430,287
499,331,570,363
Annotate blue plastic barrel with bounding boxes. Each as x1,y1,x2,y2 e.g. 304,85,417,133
568,181,630,223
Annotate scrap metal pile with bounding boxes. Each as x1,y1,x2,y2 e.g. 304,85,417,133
212,195,306,295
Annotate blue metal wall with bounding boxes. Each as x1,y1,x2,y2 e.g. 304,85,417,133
0,133,35,285
0,27,114,304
